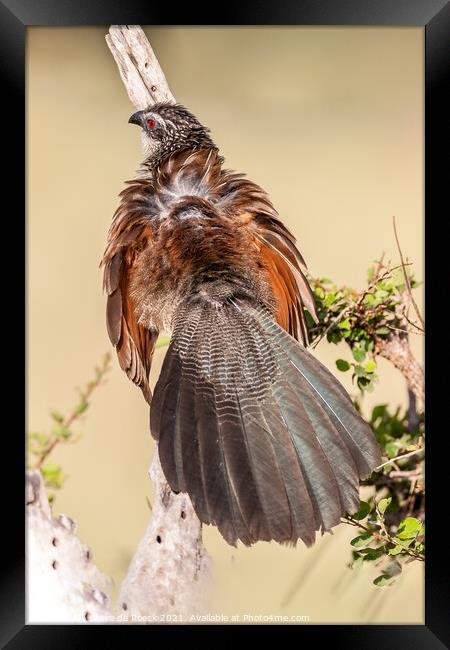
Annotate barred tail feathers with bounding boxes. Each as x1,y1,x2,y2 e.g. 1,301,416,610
150,298,381,546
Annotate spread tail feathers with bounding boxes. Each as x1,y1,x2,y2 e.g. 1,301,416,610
150,297,381,547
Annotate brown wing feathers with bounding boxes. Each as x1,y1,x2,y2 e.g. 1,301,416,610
103,215,157,403
252,226,318,345
208,153,318,344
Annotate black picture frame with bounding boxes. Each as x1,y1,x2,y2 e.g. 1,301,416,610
4,0,448,646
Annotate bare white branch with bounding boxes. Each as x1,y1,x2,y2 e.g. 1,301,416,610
106,25,176,109
117,456,211,621
26,471,114,623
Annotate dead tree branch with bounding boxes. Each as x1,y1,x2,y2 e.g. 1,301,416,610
105,24,211,621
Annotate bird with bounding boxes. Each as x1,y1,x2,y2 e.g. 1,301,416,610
102,102,381,548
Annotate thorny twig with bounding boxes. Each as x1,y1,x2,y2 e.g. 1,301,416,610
35,353,112,469
393,216,425,331
402,310,425,334
375,447,425,472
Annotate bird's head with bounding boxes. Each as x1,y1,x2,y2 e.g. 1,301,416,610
128,102,215,164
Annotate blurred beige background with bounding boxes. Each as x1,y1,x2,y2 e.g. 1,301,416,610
27,27,424,623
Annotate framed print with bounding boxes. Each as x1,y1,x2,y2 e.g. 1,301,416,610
2,0,448,646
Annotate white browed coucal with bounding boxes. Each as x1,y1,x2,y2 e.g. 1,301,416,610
102,103,381,546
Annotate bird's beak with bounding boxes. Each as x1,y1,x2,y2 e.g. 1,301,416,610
128,111,144,126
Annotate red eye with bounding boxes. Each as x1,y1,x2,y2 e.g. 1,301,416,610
148,119,156,129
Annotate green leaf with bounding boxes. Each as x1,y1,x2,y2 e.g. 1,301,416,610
314,287,325,300
352,347,366,362
338,318,351,330
371,404,388,421
327,331,342,344
364,359,377,373
27,432,50,445
352,501,371,521
388,544,404,556
382,278,395,291
385,442,399,458
397,517,422,540
361,547,385,561
392,537,414,549
41,461,60,475
350,533,373,548
375,326,390,335
336,359,350,372
392,267,406,287
377,497,392,515
375,288,389,301
305,310,315,328
324,293,337,307
41,462,65,489
52,426,71,439
74,401,89,415
364,293,377,306
50,410,64,423
357,376,371,390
